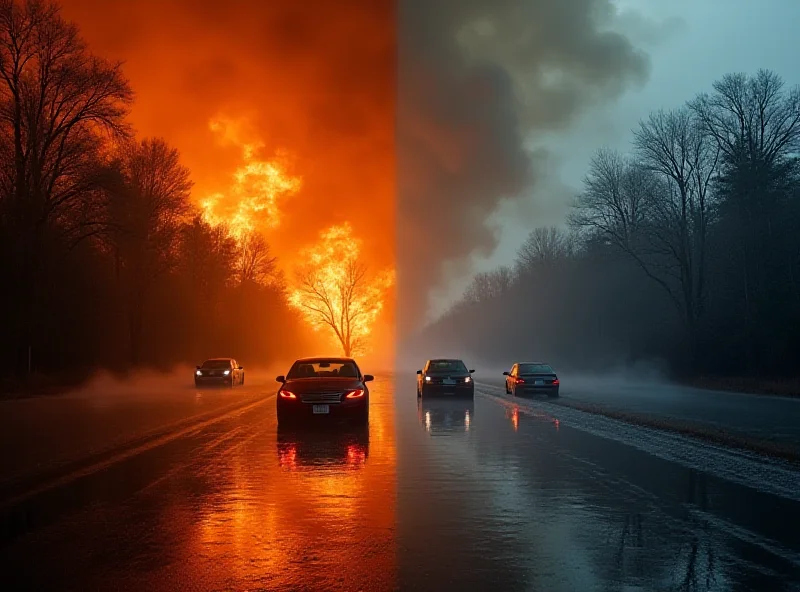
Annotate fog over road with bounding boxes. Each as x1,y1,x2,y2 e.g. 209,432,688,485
1,375,798,591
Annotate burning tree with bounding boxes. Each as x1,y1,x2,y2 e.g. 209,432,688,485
290,223,393,357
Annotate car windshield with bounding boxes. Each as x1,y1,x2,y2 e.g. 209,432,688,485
287,360,359,378
519,364,553,374
427,360,468,373
201,359,231,369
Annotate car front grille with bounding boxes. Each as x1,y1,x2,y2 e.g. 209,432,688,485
300,392,343,404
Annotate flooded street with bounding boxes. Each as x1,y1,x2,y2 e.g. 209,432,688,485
1,375,799,591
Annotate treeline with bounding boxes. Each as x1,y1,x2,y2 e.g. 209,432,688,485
424,69,800,380
0,1,310,383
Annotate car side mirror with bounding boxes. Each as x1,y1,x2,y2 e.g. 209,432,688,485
363,374,374,382
416,370,422,375
238,366,243,370
196,365,201,370
276,375,285,383
469,369,475,373
503,371,509,376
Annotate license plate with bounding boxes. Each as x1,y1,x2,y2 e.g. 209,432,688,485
312,405,330,414
535,380,544,386
443,378,456,385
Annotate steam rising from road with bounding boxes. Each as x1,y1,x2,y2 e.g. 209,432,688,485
396,0,650,338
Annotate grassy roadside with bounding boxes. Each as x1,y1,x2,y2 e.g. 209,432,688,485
679,376,800,398
550,398,800,465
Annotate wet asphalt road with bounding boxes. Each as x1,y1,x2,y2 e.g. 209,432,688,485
478,374,800,449
1,376,799,591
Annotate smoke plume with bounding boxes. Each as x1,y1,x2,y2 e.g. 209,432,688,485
396,0,650,336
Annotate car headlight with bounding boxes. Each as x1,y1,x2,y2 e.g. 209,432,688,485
196,370,202,376
464,376,471,383
425,376,431,382
223,370,230,376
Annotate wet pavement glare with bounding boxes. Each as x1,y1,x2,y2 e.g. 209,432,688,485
1,375,799,591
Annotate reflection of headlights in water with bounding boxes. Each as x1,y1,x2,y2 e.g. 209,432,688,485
465,409,470,431
425,411,431,432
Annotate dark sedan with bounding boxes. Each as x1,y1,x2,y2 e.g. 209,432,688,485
417,359,475,398
276,357,373,426
195,358,244,387
504,362,559,397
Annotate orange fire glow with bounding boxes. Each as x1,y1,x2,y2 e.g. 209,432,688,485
59,1,396,363
200,117,302,240
289,223,394,356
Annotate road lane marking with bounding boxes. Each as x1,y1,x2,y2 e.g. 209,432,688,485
0,394,275,509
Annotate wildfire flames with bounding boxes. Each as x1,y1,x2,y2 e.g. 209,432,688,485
197,116,393,355
200,117,302,240
288,223,395,356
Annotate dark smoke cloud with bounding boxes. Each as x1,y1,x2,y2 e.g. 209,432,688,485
396,0,650,335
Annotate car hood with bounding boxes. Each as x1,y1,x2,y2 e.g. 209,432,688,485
281,377,364,393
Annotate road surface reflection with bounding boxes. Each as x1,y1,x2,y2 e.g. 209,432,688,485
417,397,475,433
184,381,396,591
2,377,799,591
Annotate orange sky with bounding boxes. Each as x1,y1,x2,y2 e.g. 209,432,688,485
60,0,394,271
60,0,396,361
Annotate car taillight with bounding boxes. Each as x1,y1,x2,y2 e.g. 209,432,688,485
279,389,296,399
517,378,525,384
552,379,560,386
345,389,365,399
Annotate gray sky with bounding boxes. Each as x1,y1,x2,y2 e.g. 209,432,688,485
427,0,800,320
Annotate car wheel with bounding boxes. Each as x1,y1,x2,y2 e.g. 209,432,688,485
505,381,510,394
241,373,245,386
548,389,559,398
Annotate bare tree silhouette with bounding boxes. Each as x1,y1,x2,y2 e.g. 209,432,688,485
102,138,193,364
0,0,133,374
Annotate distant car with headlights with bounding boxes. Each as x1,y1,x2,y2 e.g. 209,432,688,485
417,359,475,398
275,357,373,426
195,358,244,387
503,362,559,397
